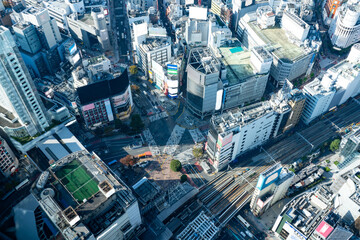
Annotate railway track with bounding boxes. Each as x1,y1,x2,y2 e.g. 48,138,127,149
218,191,251,224
202,176,235,205
199,174,232,202
198,172,227,196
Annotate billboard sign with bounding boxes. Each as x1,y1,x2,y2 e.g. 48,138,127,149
104,99,114,121
256,166,282,191
82,103,95,111
167,64,178,75
69,43,77,55
315,221,334,238
189,7,207,20
112,88,130,107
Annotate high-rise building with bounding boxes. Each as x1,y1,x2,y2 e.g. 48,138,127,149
13,22,42,54
186,47,222,119
0,26,50,137
206,100,291,171
20,7,62,50
301,79,335,124
328,0,360,49
138,37,172,78
77,70,133,128
0,137,19,177
250,163,294,216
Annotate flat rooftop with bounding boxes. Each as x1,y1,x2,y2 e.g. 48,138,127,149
248,22,307,61
79,13,94,26
211,101,274,134
219,42,255,86
0,105,22,128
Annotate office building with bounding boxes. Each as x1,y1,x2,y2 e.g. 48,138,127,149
83,55,112,81
77,70,133,128
151,59,181,98
206,100,290,171
185,16,209,46
210,0,231,26
238,8,321,86
323,0,343,25
0,137,19,178
328,0,360,49
20,7,62,50
138,37,172,78
219,42,272,109
301,78,335,124
250,163,294,216
13,22,42,54
208,15,232,55
177,211,219,240
186,47,221,118
31,149,142,240
302,44,360,124
0,26,50,137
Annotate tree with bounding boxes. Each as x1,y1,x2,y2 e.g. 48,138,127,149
130,114,144,133
170,159,182,172
329,139,341,152
180,174,188,183
115,119,130,134
192,147,203,159
129,65,138,75
120,155,137,167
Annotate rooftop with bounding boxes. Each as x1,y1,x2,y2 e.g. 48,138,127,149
188,47,220,75
140,37,171,52
219,42,256,86
279,186,334,237
247,21,308,61
79,13,94,26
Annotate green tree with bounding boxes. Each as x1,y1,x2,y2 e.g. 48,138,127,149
129,65,138,75
180,174,188,183
130,114,144,133
324,166,331,172
170,159,182,172
329,139,341,152
192,147,203,159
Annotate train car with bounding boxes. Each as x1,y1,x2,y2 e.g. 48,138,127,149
237,215,250,228
107,160,118,166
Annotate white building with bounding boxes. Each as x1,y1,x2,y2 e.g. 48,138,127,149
151,59,180,98
302,44,360,124
256,5,275,29
328,0,360,49
302,79,335,124
185,17,209,46
206,100,290,171
208,15,232,56
250,164,294,216
0,26,50,137
138,37,172,77
282,10,310,42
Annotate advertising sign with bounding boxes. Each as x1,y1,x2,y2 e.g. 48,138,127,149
256,166,282,191
112,88,130,107
167,64,178,75
82,103,95,111
69,43,77,55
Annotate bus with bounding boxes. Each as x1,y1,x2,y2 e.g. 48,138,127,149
15,178,29,191
237,215,250,228
107,160,118,166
